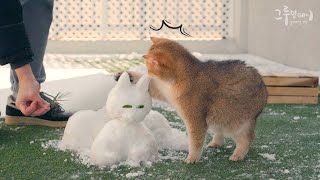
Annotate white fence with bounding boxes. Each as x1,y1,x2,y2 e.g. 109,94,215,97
49,0,233,41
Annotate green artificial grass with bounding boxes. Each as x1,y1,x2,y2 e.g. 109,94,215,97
0,103,319,179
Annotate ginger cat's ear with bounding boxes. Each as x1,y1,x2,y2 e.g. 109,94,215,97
150,37,160,44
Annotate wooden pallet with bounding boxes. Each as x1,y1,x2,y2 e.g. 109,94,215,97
262,76,319,104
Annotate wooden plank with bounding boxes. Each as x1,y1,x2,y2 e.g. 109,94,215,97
263,76,318,87
266,87,318,97
267,96,318,104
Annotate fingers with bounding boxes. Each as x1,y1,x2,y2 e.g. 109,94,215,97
30,96,50,117
17,100,37,116
30,106,49,117
37,96,50,109
16,96,50,117
14,77,51,117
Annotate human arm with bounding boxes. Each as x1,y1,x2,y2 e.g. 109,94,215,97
0,0,34,68
0,0,50,116
15,64,50,116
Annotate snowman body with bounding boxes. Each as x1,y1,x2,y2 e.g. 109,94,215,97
90,72,158,166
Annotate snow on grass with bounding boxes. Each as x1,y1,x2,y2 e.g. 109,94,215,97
283,169,290,174
9,126,25,131
70,174,80,179
259,153,276,161
41,139,60,150
269,111,286,116
293,116,301,120
125,171,145,178
4,102,318,179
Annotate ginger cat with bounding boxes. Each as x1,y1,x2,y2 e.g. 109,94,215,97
118,37,267,163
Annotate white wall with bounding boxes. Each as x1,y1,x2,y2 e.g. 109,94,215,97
248,0,320,70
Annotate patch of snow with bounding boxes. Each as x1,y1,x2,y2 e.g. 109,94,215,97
9,127,24,131
293,116,300,120
70,175,80,179
260,145,269,148
237,173,253,178
269,111,286,116
41,140,60,150
159,150,187,161
259,153,276,161
125,171,145,178
283,169,290,174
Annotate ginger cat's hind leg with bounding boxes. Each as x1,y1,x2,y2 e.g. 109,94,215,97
229,123,255,161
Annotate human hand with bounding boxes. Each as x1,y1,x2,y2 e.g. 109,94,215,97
15,64,50,116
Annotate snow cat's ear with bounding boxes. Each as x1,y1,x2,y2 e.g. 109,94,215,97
116,72,131,89
136,74,150,93
150,37,160,44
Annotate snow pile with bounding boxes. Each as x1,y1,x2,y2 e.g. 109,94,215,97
59,108,109,151
59,72,187,167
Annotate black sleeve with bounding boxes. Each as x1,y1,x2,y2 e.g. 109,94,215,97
0,0,34,69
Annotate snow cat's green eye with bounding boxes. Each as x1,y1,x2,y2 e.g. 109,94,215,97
122,105,133,108
137,105,144,109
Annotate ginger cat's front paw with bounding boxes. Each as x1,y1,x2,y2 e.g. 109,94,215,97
184,154,201,164
229,154,245,161
207,142,223,148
